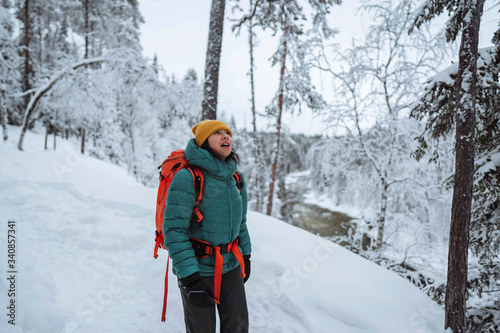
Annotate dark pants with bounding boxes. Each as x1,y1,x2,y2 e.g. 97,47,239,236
179,267,249,333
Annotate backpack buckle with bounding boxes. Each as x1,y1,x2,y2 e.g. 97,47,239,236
190,238,213,258
219,244,229,254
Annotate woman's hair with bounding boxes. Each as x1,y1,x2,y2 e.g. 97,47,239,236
201,140,241,164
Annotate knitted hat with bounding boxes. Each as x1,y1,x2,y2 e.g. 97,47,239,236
191,119,232,147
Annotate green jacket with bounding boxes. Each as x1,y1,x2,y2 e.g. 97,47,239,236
163,139,251,279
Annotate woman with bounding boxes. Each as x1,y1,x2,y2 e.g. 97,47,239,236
163,119,252,333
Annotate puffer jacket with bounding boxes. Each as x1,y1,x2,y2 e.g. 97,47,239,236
163,139,252,279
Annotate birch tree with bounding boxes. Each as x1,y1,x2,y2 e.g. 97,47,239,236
312,0,448,252
231,0,269,212
235,0,340,216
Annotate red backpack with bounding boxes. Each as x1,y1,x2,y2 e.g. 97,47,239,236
153,149,243,322
154,149,204,259
153,149,204,322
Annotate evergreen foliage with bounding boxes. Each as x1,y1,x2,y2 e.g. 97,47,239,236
0,1,22,137
411,0,499,330
411,45,500,333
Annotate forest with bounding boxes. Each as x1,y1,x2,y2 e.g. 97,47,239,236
0,0,498,332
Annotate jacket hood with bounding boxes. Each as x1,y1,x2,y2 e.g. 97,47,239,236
184,139,237,179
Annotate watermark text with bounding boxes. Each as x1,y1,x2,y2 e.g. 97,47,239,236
6,220,17,325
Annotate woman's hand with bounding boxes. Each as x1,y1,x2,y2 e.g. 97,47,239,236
180,273,214,307
243,255,251,283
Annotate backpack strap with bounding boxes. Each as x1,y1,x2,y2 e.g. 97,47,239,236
189,237,245,305
154,230,164,259
186,166,204,227
161,256,169,322
233,171,243,193
158,165,204,323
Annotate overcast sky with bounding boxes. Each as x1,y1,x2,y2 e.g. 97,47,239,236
138,0,498,135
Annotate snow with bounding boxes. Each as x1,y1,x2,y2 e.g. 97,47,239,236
1,126,444,332
477,149,500,175
428,63,458,88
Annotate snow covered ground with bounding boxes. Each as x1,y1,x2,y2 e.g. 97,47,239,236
1,126,444,332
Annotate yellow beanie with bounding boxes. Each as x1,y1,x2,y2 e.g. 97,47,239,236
191,119,232,147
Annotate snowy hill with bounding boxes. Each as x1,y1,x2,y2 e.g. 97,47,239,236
0,127,444,333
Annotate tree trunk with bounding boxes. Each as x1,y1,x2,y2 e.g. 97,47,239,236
248,0,257,133
266,33,287,216
84,0,89,60
201,0,225,120
444,1,483,332
23,0,31,109
44,124,49,149
376,180,388,250
248,0,262,212
80,1,89,154
53,130,56,150
81,128,85,154
0,101,7,141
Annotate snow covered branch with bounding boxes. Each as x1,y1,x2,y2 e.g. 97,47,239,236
17,57,106,151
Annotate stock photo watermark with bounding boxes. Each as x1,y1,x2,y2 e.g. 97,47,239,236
51,146,83,182
6,220,17,326
404,300,443,333
279,239,337,292
64,268,136,332
251,238,338,329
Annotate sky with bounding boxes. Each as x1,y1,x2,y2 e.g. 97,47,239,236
138,0,499,135
137,0,365,135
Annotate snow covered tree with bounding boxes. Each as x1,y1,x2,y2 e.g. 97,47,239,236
15,0,32,110
247,0,257,134
16,0,144,151
99,0,143,51
14,0,80,105
202,0,226,120
0,0,22,140
251,135,271,212
49,0,144,65
235,0,340,216
311,0,449,253
232,0,259,132
230,0,267,213
72,0,143,152
17,56,105,150
410,0,497,332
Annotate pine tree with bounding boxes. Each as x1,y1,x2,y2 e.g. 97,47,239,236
445,4,484,330
410,0,491,332
1,0,22,138
411,42,500,333
15,0,32,110
202,0,226,120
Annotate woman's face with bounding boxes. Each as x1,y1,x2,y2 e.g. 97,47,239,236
208,129,233,161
